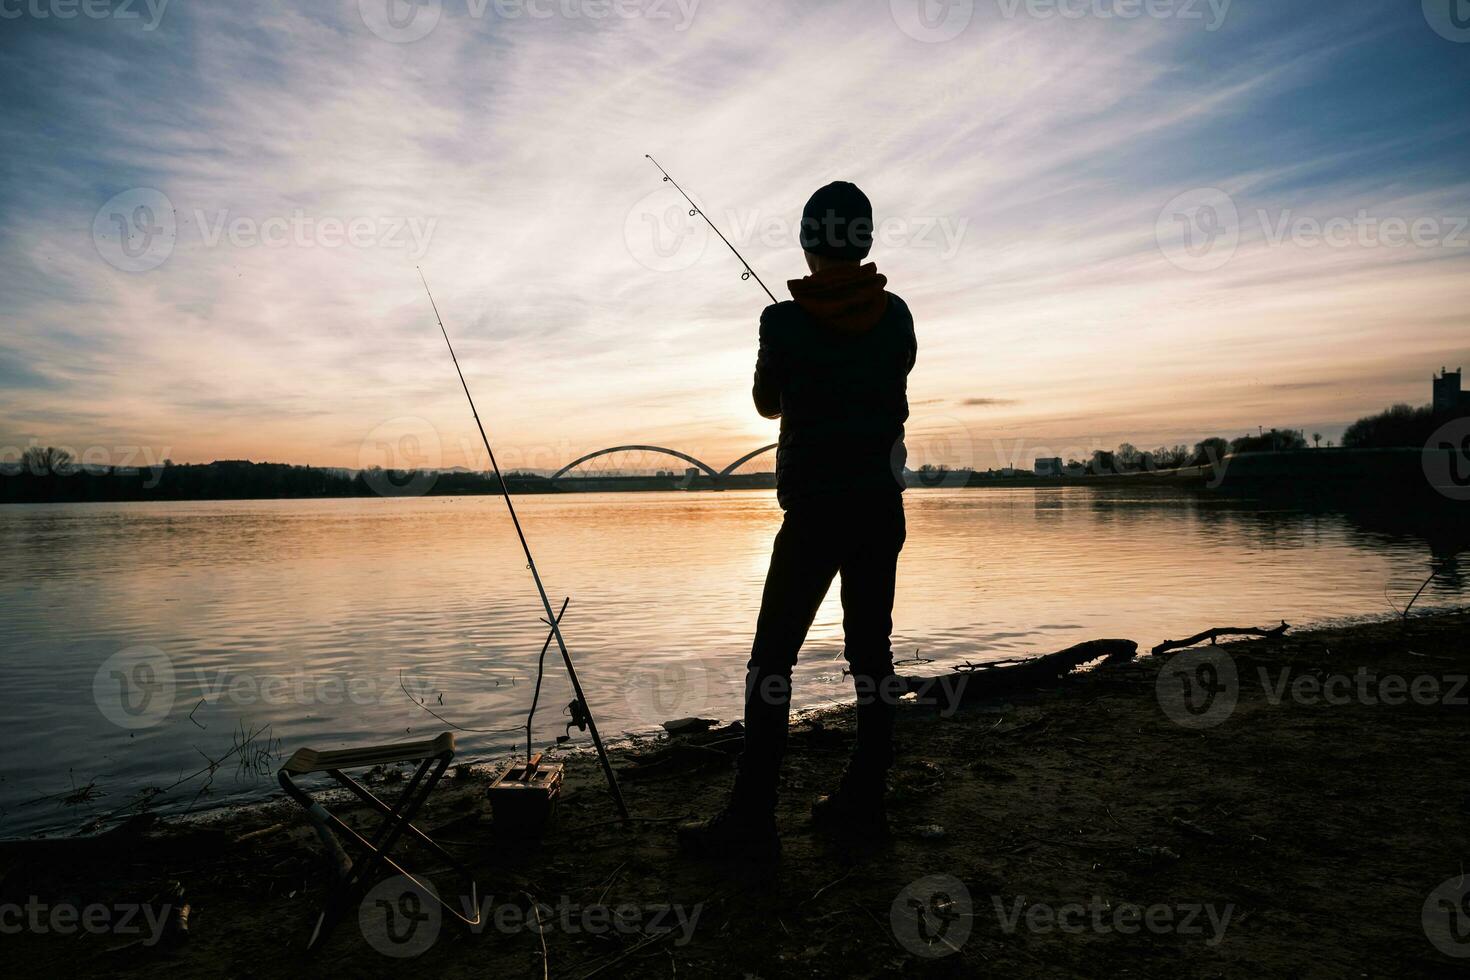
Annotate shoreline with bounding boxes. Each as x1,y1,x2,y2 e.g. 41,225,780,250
3,611,1468,975
4,444,1463,505
13,600,1468,842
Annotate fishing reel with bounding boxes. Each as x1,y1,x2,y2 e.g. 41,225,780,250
556,697,591,744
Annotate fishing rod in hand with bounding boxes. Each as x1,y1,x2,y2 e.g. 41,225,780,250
644,154,777,304
417,267,630,823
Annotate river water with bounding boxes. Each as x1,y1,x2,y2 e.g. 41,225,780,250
1,487,1463,835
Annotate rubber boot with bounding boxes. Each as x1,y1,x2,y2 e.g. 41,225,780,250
677,802,780,861
811,769,888,837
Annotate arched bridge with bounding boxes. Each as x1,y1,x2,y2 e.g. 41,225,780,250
551,444,778,481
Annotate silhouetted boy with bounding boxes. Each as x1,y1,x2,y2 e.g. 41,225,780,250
680,181,916,858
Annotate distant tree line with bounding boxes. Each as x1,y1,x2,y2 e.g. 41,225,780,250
0,455,553,504
1067,430,1309,476
11,398,1461,503
1341,402,1468,449
1069,396,1468,477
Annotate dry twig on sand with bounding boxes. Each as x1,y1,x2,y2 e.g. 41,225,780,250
1152,622,1289,656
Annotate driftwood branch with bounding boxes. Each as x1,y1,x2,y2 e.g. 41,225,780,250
900,638,1138,710
1151,621,1289,656
1402,569,1438,621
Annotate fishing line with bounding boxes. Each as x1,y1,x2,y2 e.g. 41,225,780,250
644,154,778,304
418,267,630,822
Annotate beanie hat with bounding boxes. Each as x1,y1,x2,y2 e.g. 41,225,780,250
799,181,874,261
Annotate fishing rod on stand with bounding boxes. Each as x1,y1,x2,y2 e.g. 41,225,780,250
644,154,777,304
418,267,629,825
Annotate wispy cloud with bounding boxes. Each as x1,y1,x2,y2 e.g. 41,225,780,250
0,0,1466,470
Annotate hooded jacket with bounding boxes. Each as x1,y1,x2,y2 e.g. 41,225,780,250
753,263,916,509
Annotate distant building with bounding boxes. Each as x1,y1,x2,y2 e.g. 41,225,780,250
1034,457,1064,477
1433,367,1470,413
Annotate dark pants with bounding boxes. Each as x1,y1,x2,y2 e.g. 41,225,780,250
733,493,906,813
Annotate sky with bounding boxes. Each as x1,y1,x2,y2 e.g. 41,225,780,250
0,0,1467,475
